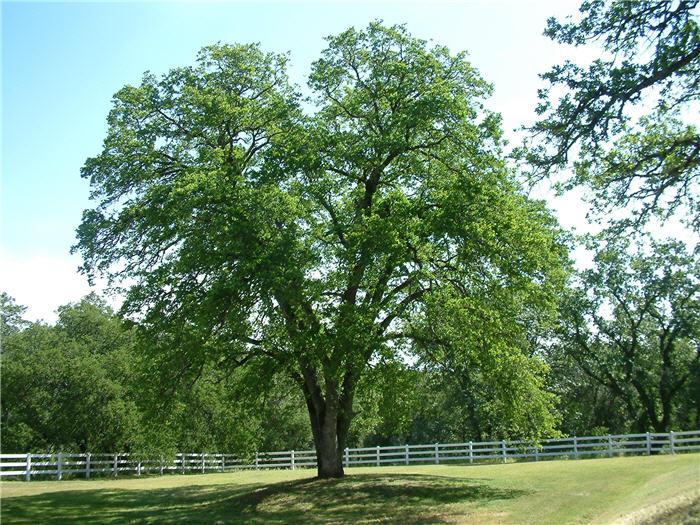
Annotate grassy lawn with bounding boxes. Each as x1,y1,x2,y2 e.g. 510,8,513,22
1,454,698,524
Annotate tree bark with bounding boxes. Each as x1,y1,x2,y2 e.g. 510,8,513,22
299,361,353,478
305,396,350,478
316,418,346,478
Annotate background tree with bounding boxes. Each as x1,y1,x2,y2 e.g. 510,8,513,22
545,347,630,436
344,361,421,447
1,292,30,339
1,295,142,453
527,0,700,231
75,23,568,478
553,238,700,432
1,294,314,455
141,364,312,456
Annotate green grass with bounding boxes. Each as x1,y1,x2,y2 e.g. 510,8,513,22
2,454,698,524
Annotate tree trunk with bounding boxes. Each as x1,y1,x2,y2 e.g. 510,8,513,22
316,421,346,478
305,397,350,478
299,361,354,478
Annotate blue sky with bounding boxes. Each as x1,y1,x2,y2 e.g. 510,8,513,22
2,0,590,322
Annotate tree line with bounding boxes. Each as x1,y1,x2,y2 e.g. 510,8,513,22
1,1,698,478
2,246,697,455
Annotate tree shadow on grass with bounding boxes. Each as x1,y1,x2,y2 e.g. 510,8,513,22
2,473,529,524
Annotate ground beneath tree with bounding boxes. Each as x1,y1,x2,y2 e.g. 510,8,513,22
2,455,698,524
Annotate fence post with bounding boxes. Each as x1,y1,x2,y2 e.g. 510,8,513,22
221,455,225,472
138,460,142,476
180,454,185,474
469,441,473,464
434,443,439,465
86,453,91,479
501,441,507,464
291,450,295,470
646,432,651,455
113,453,118,477
670,431,675,454
535,445,539,462
25,453,32,482
255,452,259,470
160,455,164,476
574,436,578,460
344,447,349,468
201,453,205,473
405,444,409,466
376,446,381,467
608,435,613,458
57,453,63,481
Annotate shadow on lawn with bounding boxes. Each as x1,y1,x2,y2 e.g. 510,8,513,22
2,473,528,524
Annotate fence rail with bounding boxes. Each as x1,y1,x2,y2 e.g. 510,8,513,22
2,430,698,481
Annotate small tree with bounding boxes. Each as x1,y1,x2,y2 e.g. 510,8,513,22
75,24,568,477
0,292,30,339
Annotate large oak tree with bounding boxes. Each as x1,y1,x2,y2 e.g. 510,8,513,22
75,23,568,478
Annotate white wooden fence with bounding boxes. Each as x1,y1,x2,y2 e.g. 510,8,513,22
2,430,699,481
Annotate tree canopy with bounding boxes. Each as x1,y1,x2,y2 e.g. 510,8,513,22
75,23,568,477
527,0,700,232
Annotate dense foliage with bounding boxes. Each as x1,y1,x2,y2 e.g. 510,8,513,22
0,295,313,455
1,295,141,453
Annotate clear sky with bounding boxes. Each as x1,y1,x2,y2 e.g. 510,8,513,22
2,0,595,322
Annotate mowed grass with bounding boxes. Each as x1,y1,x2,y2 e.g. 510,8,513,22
1,454,698,524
